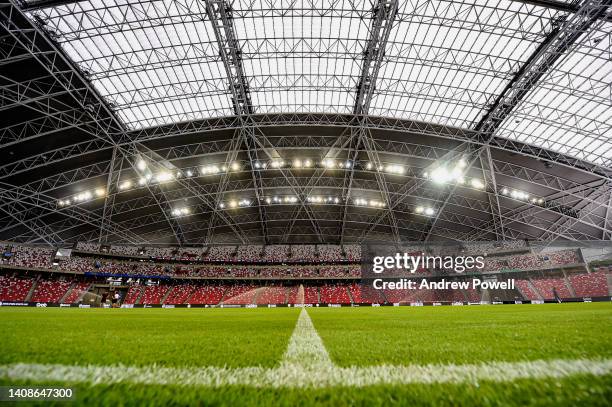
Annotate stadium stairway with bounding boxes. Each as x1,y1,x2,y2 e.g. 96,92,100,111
528,278,545,300
217,287,229,304
134,287,146,305
346,286,354,304
563,276,577,298
252,288,263,304
607,274,612,296
183,287,198,304
160,286,172,304
73,283,92,303
24,277,39,302
58,282,76,303
526,280,543,300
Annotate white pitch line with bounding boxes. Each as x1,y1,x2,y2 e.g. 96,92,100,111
2,359,611,389
1,308,611,388
281,308,333,368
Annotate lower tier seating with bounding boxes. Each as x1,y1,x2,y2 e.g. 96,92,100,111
1,271,610,305
0,276,34,301
30,280,72,303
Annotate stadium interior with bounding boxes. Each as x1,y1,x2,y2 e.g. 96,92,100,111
0,0,611,404
0,0,610,308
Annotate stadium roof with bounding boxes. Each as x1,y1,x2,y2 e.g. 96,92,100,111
0,0,611,245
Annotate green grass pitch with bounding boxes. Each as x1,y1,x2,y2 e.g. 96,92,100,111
0,303,611,406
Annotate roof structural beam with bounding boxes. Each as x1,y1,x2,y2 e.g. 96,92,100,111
136,144,251,244
604,189,612,240
0,1,126,139
204,0,270,243
18,0,88,12
510,0,612,20
481,146,506,240
205,0,323,243
203,130,253,244
0,184,143,244
447,0,612,241
241,127,269,244
538,181,612,241
352,0,398,116
98,146,122,244
340,0,399,243
474,0,612,139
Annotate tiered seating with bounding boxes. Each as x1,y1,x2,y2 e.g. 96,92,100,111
140,285,170,304
319,284,351,304
263,245,289,262
291,245,316,262
30,280,72,303
62,282,90,303
570,272,609,298
303,286,319,304
76,242,99,252
463,288,481,302
382,289,405,303
383,288,423,303
123,286,143,304
256,286,287,304
530,278,572,299
204,246,235,261
164,284,196,304
235,245,262,262
462,240,526,254
484,250,582,273
0,276,34,301
432,289,465,303
349,283,384,303
344,245,361,261
9,246,53,269
110,245,141,256
318,245,342,261
189,285,226,305
548,250,580,265
516,279,540,300
222,284,257,304
287,286,319,304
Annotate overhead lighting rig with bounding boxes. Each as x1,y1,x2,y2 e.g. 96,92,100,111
415,206,436,216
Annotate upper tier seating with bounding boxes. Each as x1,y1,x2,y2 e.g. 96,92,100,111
318,245,342,262
8,246,53,269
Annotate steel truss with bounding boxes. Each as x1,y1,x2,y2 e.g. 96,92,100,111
0,0,611,244
6,172,609,244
